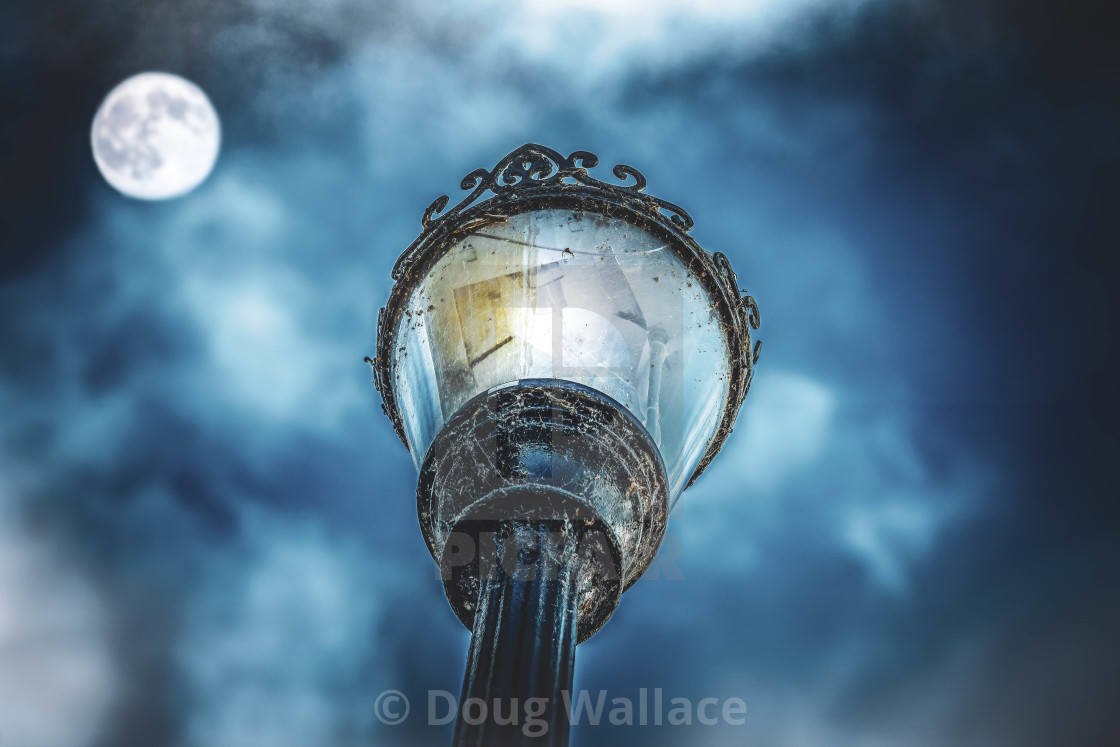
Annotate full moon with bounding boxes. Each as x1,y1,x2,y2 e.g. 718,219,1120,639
91,72,220,200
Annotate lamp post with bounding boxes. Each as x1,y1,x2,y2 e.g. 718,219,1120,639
370,144,760,745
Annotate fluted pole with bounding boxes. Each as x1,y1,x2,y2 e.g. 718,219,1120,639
452,521,580,747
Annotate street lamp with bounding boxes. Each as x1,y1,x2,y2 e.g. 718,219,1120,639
370,144,760,745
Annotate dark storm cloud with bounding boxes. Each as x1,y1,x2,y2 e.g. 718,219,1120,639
1,0,1117,746
609,2,1120,744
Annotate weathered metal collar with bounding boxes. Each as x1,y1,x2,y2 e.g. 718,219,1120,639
373,143,760,488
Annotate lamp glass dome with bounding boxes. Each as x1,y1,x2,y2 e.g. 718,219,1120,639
391,207,732,501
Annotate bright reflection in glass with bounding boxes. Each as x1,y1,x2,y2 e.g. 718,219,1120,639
392,209,731,502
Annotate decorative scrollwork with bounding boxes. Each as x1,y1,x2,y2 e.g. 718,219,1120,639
712,251,762,385
418,143,693,235
712,252,740,296
744,296,761,365
611,163,646,192
743,295,761,330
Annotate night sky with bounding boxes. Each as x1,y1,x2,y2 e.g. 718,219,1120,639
1,1,1118,746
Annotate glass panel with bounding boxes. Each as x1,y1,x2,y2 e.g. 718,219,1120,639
392,209,731,503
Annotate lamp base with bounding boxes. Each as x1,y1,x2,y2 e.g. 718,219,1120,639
417,379,669,643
